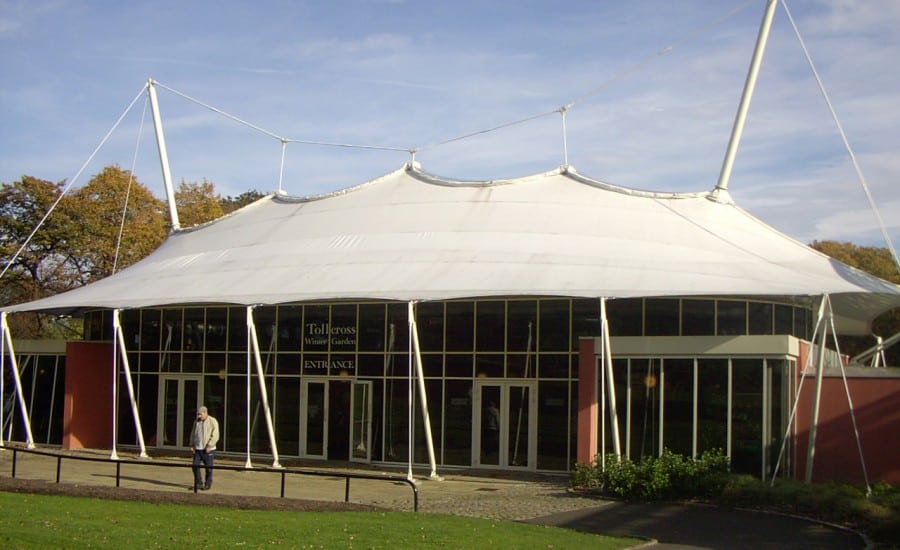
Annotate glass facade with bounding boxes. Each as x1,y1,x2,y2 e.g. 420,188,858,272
605,356,791,480
78,296,812,474
0,353,65,445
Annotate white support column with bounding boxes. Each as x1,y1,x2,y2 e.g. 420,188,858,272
827,310,872,495
770,298,826,484
714,0,779,194
147,79,180,231
248,306,281,468
600,299,622,458
110,315,120,460
1,312,36,448
409,301,440,479
245,316,252,469
0,312,4,447
407,306,414,481
113,309,148,458
805,295,831,483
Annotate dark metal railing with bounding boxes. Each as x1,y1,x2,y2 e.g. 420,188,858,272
2,445,418,511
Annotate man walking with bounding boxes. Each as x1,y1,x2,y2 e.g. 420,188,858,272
190,406,219,490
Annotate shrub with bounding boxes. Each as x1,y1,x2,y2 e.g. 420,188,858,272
571,448,730,501
570,461,603,489
570,455,900,547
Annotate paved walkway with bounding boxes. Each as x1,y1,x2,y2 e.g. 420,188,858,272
0,447,869,549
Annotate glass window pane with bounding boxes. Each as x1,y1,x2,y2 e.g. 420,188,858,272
163,309,184,350
732,359,763,476
330,304,357,352
479,385,501,465
572,299,602,347
416,302,444,352
662,359,693,456
305,382,325,456
538,381,569,470
507,385,530,467
682,300,715,336
506,353,534,378
303,305,330,352
717,301,747,335
697,359,728,454
421,354,443,377
606,298,642,336
184,308,205,351
254,306,277,352
645,299,679,336
120,309,141,349
225,376,246,452
275,353,300,375
508,300,537,352
793,307,811,339
414,380,442,464
605,359,629,456
140,309,163,351
276,306,302,352
538,354,569,379
227,307,246,351
356,353,385,377
387,303,409,352
774,304,793,335
445,354,473,378
539,299,570,351
443,380,472,466
476,301,505,351
182,353,202,373
475,354,503,378
446,302,474,352
302,354,329,375
358,304,386,352
206,307,228,351
629,359,660,460
748,302,774,335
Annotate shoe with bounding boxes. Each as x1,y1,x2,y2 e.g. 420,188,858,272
203,485,211,491
199,485,208,491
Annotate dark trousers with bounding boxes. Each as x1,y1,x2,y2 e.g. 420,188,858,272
192,449,215,488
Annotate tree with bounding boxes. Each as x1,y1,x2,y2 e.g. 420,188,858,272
175,180,224,228
810,240,899,284
0,176,75,336
221,190,266,215
810,240,900,365
62,166,168,281
0,167,168,338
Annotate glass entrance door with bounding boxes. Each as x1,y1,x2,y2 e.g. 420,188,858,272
473,381,536,469
350,381,373,462
300,379,327,458
158,375,202,448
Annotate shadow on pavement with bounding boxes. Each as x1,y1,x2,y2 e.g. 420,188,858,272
524,501,867,550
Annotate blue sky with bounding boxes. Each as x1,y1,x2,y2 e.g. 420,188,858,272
1,0,898,248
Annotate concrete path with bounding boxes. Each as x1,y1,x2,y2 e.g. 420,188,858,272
0,447,868,549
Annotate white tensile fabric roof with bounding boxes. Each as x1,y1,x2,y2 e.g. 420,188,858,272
7,163,900,334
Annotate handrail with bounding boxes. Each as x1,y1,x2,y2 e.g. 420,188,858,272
2,445,418,512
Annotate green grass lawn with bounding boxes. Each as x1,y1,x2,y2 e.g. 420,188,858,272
0,492,636,549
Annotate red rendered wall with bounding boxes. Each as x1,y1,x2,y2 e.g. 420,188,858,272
63,341,114,450
795,374,900,485
576,337,598,464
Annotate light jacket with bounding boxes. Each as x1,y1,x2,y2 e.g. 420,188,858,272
190,416,220,451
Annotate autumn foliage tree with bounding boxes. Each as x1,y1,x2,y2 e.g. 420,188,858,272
1,166,168,337
0,176,77,336
175,179,224,228
811,240,900,365
1,165,247,338
62,166,169,281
